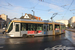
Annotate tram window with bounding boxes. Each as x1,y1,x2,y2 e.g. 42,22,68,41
8,23,13,33
28,23,35,31
16,24,19,31
21,23,43,31
21,23,26,31
64,25,65,28
55,25,60,30
61,25,65,30
35,24,37,31
27,24,43,31
37,24,43,31
44,26,46,31
49,24,53,30
32,24,36,30
44,26,46,29
47,26,49,31
28,24,32,31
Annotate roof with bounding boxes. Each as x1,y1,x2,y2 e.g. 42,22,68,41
27,14,36,19
20,16,24,19
20,14,36,19
11,18,65,25
20,13,42,20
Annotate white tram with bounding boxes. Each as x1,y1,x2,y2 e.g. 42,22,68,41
5,19,65,37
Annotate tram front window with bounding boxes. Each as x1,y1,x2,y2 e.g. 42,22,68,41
7,23,13,33
6,21,11,30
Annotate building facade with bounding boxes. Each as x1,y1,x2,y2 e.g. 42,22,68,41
68,16,75,28
56,20,68,27
0,15,6,28
0,14,10,29
1,14,8,21
68,16,75,26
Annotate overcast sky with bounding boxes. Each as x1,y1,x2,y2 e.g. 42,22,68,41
0,0,75,21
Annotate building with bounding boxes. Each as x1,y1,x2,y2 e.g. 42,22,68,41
68,16,75,28
72,23,75,28
0,15,6,28
1,14,8,21
68,16,75,26
56,20,68,27
20,13,42,21
6,18,11,27
0,14,10,29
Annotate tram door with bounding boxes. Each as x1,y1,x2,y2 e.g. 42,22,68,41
14,23,20,37
43,24,48,35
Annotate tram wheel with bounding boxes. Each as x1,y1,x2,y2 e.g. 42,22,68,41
27,35,31,38
23,34,27,38
32,35,34,38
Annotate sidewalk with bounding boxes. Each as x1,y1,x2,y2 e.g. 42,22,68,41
66,29,75,32
66,29,75,46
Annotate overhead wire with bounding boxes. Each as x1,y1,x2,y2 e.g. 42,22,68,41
62,0,74,19
31,1,40,9
4,0,13,6
39,0,68,10
39,0,75,19
31,1,51,12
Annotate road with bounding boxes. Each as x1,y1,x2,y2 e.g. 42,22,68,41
0,31,75,50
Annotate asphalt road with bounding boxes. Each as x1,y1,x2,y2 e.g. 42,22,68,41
0,31,75,50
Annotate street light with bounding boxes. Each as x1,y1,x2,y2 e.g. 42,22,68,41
32,10,35,19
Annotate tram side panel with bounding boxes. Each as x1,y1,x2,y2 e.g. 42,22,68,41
6,22,65,37
20,23,44,37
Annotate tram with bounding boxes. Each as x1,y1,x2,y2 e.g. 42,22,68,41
5,19,65,37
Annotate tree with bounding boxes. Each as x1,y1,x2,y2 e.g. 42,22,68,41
67,23,71,28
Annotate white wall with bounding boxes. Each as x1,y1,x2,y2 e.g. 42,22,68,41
56,20,68,27
68,16,75,27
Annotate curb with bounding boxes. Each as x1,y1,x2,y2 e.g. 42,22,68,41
66,30,75,32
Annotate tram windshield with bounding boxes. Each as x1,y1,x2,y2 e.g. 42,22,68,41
6,20,11,30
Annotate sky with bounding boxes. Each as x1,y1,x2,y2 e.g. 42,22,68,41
0,0,75,21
